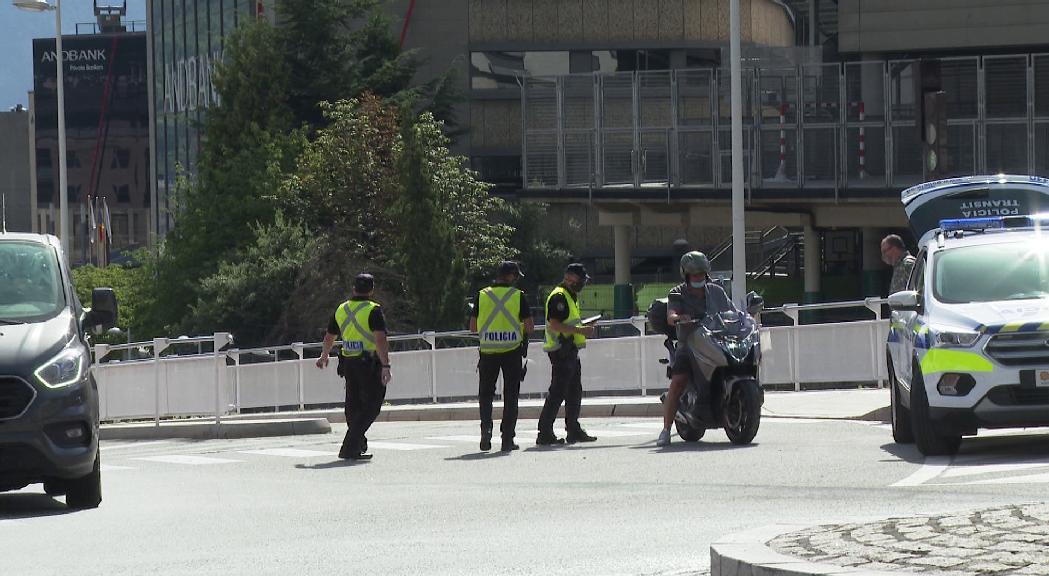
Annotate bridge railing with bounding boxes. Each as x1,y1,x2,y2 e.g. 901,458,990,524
92,299,890,424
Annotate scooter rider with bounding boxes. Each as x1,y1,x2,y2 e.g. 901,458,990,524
657,251,733,447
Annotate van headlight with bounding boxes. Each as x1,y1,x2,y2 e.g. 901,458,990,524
934,329,981,348
34,346,86,389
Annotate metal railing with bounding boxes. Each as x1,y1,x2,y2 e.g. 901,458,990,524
92,300,893,424
522,53,1049,195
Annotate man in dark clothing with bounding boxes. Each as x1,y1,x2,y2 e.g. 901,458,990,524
470,261,535,452
316,273,391,460
537,263,598,445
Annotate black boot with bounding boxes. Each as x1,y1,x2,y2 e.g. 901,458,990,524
480,426,493,451
536,431,565,446
566,429,597,444
500,439,520,452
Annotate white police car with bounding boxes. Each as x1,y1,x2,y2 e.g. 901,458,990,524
889,175,1049,455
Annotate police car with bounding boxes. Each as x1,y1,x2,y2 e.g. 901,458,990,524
889,175,1049,456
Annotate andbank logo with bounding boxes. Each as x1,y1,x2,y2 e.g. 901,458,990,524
40,49,107,63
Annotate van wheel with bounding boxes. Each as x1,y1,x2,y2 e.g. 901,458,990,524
910,363,961,456
65,453,102,510
889,361,914,444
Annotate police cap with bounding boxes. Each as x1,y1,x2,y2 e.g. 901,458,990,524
353,273,375,293
496,260,524,279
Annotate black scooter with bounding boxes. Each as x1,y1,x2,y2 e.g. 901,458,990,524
649,293,765,444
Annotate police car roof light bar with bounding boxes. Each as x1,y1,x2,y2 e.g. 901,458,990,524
939,217,1006,233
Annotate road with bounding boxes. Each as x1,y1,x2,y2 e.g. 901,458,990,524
5,417,1049,576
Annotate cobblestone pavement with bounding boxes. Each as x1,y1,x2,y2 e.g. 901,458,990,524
769,504,1049,575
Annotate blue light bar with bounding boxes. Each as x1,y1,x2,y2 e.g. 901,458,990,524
939,217,1006,232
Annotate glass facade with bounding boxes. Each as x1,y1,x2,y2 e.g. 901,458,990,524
150,0,262,236
32,33,150,264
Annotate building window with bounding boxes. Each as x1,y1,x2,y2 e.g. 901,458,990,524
471,155,521,186
114,184,131,203
592,50,672,74
471,51,570,90
111,147,131,169
37,148,52,167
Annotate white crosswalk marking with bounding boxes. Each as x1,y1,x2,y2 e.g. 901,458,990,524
891,456,952,487
133,455,242,465
966,471,1049,485
941,458,1049,478
101,464,135,471
238,448,335,458
365,441,449,451
100,440,174,452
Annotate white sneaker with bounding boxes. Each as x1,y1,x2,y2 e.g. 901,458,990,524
656,429,672,447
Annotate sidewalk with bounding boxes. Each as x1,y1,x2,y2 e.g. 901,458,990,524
713,504,1049,576
99,388,889,440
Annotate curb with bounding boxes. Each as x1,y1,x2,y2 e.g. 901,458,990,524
711,524,901,576
100,418,331,440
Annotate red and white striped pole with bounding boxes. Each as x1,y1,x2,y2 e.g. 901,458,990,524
858,101,866,179
773,102,788,181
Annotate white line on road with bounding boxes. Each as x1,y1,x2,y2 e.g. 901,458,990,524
100,440,174,451
100,464,136,471
365,441,450,451
891,456,952,487
238,448,336,458
963,471,1049,485
133,455,243,465
941,457,1049,478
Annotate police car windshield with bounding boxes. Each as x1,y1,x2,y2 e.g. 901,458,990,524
934,241,1049,304
0,241,65,322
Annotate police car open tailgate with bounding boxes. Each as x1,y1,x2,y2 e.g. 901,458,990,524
902,175,1049,243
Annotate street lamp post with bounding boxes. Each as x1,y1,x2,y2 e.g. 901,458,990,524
14,0,68,259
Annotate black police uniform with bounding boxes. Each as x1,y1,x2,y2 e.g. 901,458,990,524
327,300,387,457
470,284,531,446
537,285,586,441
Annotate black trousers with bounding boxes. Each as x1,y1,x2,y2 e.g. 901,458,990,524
538,352,583,435
340,356,387,455
478,351,523,440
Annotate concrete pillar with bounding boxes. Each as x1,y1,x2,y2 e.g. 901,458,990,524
861,227,883,296
613,224,633,318
803,223,821,305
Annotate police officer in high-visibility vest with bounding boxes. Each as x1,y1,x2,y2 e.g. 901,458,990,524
316,273,391,461
537,263,597,445
469,261,534,452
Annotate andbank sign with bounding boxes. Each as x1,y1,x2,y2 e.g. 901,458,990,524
163,50,223,114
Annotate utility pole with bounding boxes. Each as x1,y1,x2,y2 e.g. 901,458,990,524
730,0,746,305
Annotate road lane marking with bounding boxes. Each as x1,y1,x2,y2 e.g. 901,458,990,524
964,471,1049,485
365,441,449,451
941,457,1049,478
891,456,952,487
100,440,174,451
238,448,336,458
100,464,135,471
133,455,243,465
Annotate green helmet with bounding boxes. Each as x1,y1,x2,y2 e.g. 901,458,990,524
679,251,710,280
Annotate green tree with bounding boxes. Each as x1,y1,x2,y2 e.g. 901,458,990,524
72,257,149,344
184,213,319,348
144,21,304,335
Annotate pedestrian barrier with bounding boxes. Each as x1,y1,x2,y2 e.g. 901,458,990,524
92,299,889,423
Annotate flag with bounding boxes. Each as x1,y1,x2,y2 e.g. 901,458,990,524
103,197,112,247
88,196,97,245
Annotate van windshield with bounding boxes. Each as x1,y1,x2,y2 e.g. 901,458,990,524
934,241,1049,304
0,241,65,323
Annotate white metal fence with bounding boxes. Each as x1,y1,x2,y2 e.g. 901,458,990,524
92,299,889,423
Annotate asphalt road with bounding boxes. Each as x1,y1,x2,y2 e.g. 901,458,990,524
5,417,1049,576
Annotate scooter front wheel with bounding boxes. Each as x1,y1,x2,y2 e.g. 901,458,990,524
723,380,761,445
675,420,705,442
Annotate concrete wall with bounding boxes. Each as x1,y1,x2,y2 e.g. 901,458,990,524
469,0,793,46
839,0,1049,53
0,110,32,233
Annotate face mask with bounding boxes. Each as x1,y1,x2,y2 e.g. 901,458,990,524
690,280,706,289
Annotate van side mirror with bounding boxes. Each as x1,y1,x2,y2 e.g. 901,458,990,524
745,291,764,316
85,288,118,330
888,290,921,312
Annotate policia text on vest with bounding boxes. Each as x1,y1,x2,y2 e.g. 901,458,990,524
537,264,598,446
316,274,391,461
469,261,534,452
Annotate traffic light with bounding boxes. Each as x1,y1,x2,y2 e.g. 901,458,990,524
917,59,948,179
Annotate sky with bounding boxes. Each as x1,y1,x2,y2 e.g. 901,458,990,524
0,0,146,109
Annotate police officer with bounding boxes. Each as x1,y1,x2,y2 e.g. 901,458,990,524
315,273,391,461
537,263,597,445
469,261,534,452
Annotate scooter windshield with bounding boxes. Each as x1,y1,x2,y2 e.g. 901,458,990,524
701,308,755,338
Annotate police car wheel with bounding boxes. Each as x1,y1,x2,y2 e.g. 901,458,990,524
910,362,961,457
889,362,914,444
